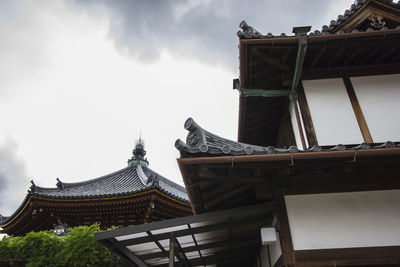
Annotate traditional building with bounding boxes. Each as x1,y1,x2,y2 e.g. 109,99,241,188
0,140,191,236
96,1,400,266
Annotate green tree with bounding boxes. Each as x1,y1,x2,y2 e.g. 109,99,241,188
0,224,130,267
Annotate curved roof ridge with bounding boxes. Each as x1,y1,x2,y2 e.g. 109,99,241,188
56,165,133,189
136,164,149,186
141,165,189,202
144,166,186,192
176,118,400,156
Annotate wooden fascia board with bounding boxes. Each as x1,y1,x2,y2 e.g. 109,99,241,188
177,147,400,166
2,189,190,229
294,246,400,266
302,62,400,80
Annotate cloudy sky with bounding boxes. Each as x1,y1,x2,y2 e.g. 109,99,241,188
0,0,351,216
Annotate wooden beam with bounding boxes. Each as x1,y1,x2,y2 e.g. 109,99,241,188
341,45,364,65
274,192,296,265
294,246,400,266
325,45,347,67
374,42,400,63
204,184,253,210
343,77,373,143
309,45,327,68
302,63,400,80
285,170,400,195
253,48,291,72
298,83,318,147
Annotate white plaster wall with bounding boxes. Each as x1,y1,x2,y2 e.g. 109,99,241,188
302,79,363,145
351,74,400,143
285,190,400,250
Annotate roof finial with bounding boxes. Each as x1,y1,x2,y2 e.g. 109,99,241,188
128,136,149,167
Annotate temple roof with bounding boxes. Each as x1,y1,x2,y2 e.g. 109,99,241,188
176,118,400,156
237,0,400,39
0,214,8,224
30,164,188,202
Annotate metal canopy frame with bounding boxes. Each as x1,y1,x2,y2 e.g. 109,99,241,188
95,202,274,266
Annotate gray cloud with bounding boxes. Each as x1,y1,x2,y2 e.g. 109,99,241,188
68,0,346,71
0,138,29,216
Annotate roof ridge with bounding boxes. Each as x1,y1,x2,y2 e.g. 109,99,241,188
54,165,134,189
176,118,400,156
142,165,187,193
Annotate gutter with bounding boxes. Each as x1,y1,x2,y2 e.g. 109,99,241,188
177,147,400,165
234,26,311,98
233,79,290,97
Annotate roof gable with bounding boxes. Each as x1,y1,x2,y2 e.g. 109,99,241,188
327,0,400,34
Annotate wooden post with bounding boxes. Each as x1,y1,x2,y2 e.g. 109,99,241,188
274,187,296,266
169,233,175,267
343,77,373,143
298,83,318,147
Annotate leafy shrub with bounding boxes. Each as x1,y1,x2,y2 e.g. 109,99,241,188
0,224,129,267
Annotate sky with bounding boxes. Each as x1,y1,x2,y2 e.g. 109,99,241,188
0,0,351,216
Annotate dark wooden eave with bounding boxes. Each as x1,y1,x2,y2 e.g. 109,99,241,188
178,146,400,215
1,189,192,236
176,118,400,214
238,28,400,147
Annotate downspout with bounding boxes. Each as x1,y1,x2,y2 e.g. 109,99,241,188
290,26,311,150
289,26,311,101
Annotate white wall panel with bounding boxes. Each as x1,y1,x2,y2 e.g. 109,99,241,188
285,190,400,250
351,74,400,143
302,79,363,145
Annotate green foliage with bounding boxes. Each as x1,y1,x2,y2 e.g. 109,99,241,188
0,224,130,267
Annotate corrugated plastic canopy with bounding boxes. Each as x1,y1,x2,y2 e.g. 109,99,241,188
95,202,273,267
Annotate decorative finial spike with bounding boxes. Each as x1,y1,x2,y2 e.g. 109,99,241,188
128,137,149,167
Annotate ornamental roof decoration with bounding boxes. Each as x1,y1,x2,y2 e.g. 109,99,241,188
128,138,149,167
175,118,400,156
237,0,400,39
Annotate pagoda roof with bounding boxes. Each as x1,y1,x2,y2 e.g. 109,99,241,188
29,164,188,202
0,214,9,224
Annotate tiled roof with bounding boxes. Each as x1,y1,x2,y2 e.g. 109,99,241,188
322,0,400,35
0,215,9,224
29,164,189,202
175,118,399,156
237,0,400,39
